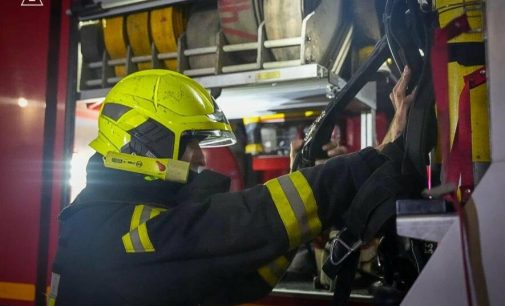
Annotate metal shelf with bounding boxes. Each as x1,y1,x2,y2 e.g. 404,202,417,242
77,64,330,100
193,63,326,88
397,214,458,243
77,64,377,119
75,2,376,119
76,0,191,21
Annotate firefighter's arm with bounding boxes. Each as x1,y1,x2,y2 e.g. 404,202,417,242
378,65,416,150
202,149,387,305
141,149,385,303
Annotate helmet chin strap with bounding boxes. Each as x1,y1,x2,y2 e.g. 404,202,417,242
103,151,190,183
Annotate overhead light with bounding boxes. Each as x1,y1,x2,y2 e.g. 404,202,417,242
18,97,28,108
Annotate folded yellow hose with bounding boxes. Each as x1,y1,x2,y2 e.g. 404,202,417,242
150,7,186,71
102,16,127,77
127,12,152,70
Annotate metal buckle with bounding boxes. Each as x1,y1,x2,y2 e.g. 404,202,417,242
329,229,362,267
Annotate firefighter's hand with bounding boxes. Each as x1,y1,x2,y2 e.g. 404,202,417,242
390,66,416,112
290,139,304,170
321,141,347,158
382,66,417,146
290,139,348,168
315,141,348,165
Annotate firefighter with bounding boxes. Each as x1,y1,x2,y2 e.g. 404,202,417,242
49,67,414,306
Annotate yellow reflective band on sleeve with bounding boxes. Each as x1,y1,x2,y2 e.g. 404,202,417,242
289,171,322,238
149,208,162,219
122,233,135,252
130,204,144,230
138,222,155,251
122,204,167,253
257,256,290,287
265,179,300,248
265,171,321,249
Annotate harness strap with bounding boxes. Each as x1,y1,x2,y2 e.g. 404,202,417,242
431,14,471,183
297,36,390,168
322,140,407,277
446,66,486,202
331,251,359,306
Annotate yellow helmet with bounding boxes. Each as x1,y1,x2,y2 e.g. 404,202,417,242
90,69,236,161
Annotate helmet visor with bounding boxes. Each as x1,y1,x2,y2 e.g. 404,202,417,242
181,130,237,148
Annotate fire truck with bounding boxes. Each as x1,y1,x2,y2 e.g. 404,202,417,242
0,0,503,305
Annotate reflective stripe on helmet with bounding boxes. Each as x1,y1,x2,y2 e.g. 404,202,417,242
257,256,290,287
122,205,167,253
265,171,321,249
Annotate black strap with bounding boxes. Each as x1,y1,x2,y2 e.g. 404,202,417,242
403,66,436,180
322,141,409,304
331,251,359,306
386,0,436,180
385,0,426,94
294,36,391,169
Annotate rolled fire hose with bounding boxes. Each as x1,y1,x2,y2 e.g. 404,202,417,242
217,0,262,62
263,0,302,61
150,6,186,71
126,11,152,70
186,3,220,70
102,16,127,77
79,20,105,86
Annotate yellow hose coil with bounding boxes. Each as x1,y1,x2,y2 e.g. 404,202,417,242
102,16,127,77
150,7,186,71
126,12,152,70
